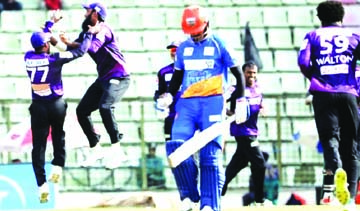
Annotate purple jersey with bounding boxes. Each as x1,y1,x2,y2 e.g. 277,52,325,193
74,23,129,80
298,26,360,96
155,63,175,99
154,63,180,117
230,83,262,137
25,33,92,100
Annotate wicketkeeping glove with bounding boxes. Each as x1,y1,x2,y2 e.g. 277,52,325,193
155,102,169,119
156,92,173,109
235,97,250,124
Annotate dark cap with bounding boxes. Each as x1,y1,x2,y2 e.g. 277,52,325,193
82,2,107,20
166,40,181,49
30,31,51,48
147,142,157,149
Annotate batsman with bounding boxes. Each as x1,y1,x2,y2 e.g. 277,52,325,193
157,5,248,211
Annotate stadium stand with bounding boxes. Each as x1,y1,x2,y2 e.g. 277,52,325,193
287,6,315,27
262,7,288,27
274,50,299,72
243,27,268,49
282,0,307,5
20,0,40,10
238,7,264,27
281,73,308,94
0,33,22,54
258,0,283,5
256,73,282,95
164,7,184,29
258,50,275,71
211,7,240,28
57,9,86,31
142,30,169,51
268,28,293,49
0,11,26,33
214,29,243,49
283,98,313,117
115,31,144,52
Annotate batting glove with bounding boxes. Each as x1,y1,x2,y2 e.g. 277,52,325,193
156,93,173,109
155,102,169,119
235,97,250,124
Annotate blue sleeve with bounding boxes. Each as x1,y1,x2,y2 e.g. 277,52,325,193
43,21,54,33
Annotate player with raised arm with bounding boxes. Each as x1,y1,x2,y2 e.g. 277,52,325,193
158,5,248,211
154,40,181,141
25,16,95,203
60,2,130,169
298,1,360,210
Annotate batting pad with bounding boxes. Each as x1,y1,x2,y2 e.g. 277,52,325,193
166,140,200,202
199,142,225,211
165,139,183,156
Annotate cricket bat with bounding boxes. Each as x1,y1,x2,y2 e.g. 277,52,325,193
168,115,235,168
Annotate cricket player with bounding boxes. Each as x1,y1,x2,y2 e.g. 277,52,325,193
157,5,248,211
25,19,95,203
60,2,130,169
154,40,181,141
298,1,360,210
221,61,270,206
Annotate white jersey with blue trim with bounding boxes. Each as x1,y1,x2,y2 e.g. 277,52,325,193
174,33,239,98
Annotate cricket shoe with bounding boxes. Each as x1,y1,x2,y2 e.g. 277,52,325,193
48,165,62,183
201,205,213,211
80,143,105,167
320,192,340,205
335,168,351,205
104,143,128,170
343,199,358,211
180,197,195,211
250,199,274,207
39,183,49,203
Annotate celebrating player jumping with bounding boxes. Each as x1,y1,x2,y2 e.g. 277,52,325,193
59,2,130,169
25,16,96,203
